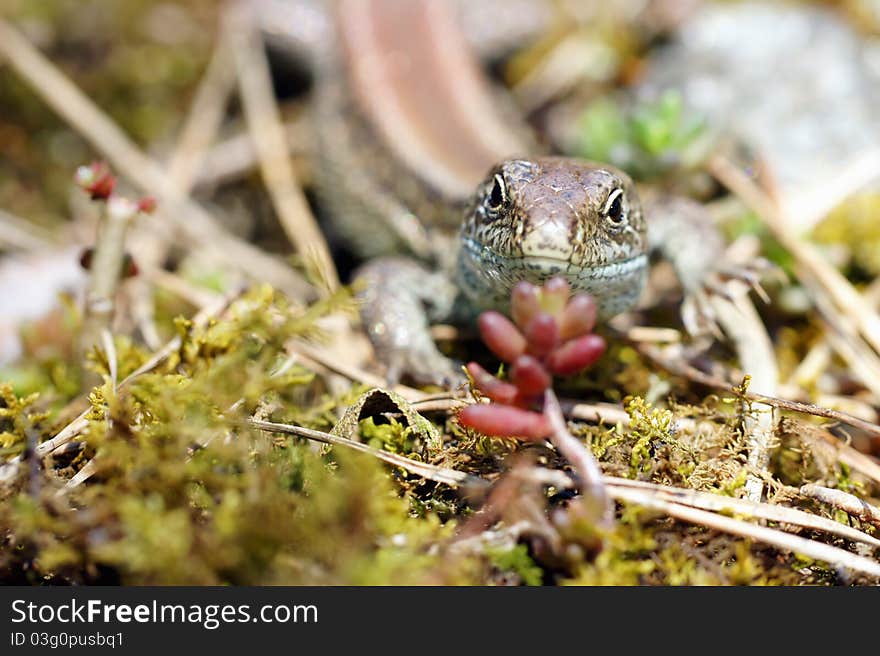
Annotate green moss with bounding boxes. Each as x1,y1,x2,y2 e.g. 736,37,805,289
0,285,481,584
0,384,46,457
624,396,674,475
486,544,543,586
360,417,415,455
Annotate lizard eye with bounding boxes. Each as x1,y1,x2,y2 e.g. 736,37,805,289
604,188,625,226
487,174,507,211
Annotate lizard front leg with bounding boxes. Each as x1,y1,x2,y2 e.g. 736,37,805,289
644,192,770,334
355,256,461,386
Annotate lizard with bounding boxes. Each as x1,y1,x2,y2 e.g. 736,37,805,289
258,0,759,384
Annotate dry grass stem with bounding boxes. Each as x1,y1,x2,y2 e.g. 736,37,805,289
194,121,310,190
783,148,880,232
248,418,484,489
287,340,430,401
250,418,880,577
607,476,880,549
0,208,56,251
563,400,632,426
165,41,236,189
226,2,339,292
636,341,880,441
101,329,118,392
709,289,778,501
128,38,238,349
609,486,880,579
791,278,880,391
805,282,880,398
545,389,614,527
809,429,880,487
140,265,225,309
0,17,312,299
57,459,98,497
799,484,880,528
709,154,880,371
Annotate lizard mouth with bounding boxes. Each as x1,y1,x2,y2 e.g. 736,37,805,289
461,237,648,281
515,253,649,282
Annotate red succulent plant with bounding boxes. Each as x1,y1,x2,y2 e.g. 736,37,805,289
459,278,606,440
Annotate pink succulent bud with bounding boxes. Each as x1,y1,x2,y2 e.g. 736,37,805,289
466,362,518,405
459,404,551,441
74,161,116,200
510,354,552,398
511,281,541,328
478,311,526,363
559,294,598,340
137,196,157,214
524,312,559,357
547,334,606,376
540,277,570,317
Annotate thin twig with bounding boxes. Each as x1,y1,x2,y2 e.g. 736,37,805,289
61,405,880,574
128,37,238,348
800,285,880,400
609,486,880,578
287,340,430,401
193,121,311,190
140,265,224,309
250,417,880,576
563,400,631,426
0,207,56,251
251,417,880,550
709,154,880,368
799,484,880,529
248,418,485,489
606,476,880,549
782,148,880,233
636,341,880,441
55,459,98,498
544,389,613,527
568,394,880,487
0,17,312,299
165,41,236,190
226,2,339,292
790,277,880,392
709,289,778,502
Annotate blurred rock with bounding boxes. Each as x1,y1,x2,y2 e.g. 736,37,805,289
641,2,880,230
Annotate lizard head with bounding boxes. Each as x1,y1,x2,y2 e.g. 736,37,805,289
458,157,649,319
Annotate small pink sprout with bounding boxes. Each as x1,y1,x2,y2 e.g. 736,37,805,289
459,278,606,440
137,196,157,214
74,161,116,200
